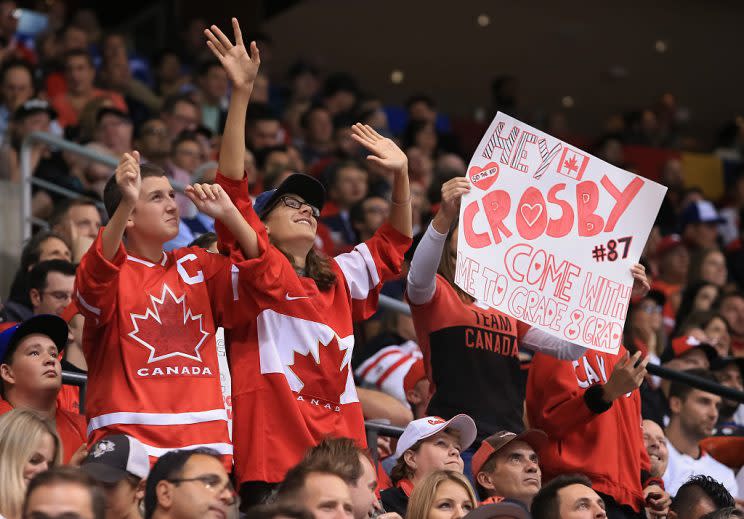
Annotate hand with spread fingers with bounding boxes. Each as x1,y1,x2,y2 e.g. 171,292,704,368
350,123,408,174
602,351,650,403
185,183,238,222
204,17,260,93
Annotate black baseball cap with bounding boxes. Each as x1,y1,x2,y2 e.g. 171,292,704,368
0,314,68,364
96,107,132,125
253,173,326,219
82,434,149,483
13,99,57,122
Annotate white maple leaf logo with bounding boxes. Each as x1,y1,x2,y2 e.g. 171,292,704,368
128,283,210,363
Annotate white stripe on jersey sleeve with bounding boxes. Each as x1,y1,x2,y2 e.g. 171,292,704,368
87,408,229,436
334,242,380,300
76,291,101,316
141,441,233,457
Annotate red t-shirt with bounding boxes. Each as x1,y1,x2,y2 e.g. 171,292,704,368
51,89,127,128
73,230,236,464
215,172,411,484
408,275,529,438
0,399,86,463
526,346,650,511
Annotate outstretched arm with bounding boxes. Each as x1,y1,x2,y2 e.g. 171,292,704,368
102,151,141,260
351,124,412,238
205,17,261,181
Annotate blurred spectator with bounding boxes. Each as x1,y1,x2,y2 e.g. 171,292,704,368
276,459,354,519
674,282,720,331
663,369,738,497
470,430,546,507
287,60,321,104
403,121,438,160
651,235,689,333
52,50,127,128
144,448,237,519
194,60,228,134
23,466,105,519
28,259,75,318
381,415,476,516
405,471,476,519
680,201,725,251
180,18,209,66
152,49,189,99
642,420,669,479
0,315,87,463
100,32,152,86
167,131,203,219
4,230,71,322
676,311,731,357
93,107,133,156
687,248,727,288
406,148,434,193
135,118,170,167
321,160,368,248
624,290,666,360
188,232,218,253
0,59,35,144
322,73,358,117
0,408,62,519
531,474,606,519
717,292,744,355
719,174,744,246
711,357,744,426
668,475,735,519
527,348,670,518
160,94,200,143
405,95,459,155
49,197,102,262
246,103,282,151
299,105,335,166
81,434,149,519
99,52,159,129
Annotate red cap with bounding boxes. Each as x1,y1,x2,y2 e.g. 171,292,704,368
403,359,426,393
655,234,683,257
471,429,548,477
670,335,718,362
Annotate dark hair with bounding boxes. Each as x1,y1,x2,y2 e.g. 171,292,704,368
716,291,744,309
674,281,720,333
278,247,337,292
28,259,76,293
405,94,436,111
172,130,200,152
474,453,502,499
144,448,223,519
668,369,719,404
103,162,167,218
254,145,288,171
247,503,315,519
323,73,358,98
322,159,366,190
63,49,94,68
671,475,735,516
390,439,425,484
531,474,594,519
189,232,218,250
0,58,36,93
24,467,105,519
402,120,436,150
300,104,330,131
196,59,223,77
247,103,280,126
301,437,364,484
700,508,744,519
48,198,101,230
20,231,71,270
677,310,731,343
161,93,199,116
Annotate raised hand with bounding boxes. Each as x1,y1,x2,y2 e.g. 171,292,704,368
185,183,238,222
439,177,471,223
116,151,141,206
204,17,260,93
602,351,649,403
350,123,407,174
631,263,650,299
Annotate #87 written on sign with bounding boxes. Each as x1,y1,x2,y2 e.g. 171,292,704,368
455,113,666,354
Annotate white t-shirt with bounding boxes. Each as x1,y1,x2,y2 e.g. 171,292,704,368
663,439,739,498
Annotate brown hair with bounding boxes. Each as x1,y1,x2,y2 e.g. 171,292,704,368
437,219,474,304
279,247,337,291
24,466,105,519
390,439,423,484
103,162,167,218
406,471,476,519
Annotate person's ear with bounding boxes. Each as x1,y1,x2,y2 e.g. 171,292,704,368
476,471,496,490
403,449,417,472
0,363,15,386
29,288,41,308
406,387,421,406
669,395,682,415
135,478,146,502
156,480,173,510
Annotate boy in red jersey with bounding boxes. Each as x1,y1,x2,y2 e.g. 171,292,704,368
74,145,257,463
203,18,412,505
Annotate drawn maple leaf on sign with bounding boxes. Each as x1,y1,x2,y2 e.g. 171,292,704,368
128,283,210,363
287,337,351,404
564,156,579,173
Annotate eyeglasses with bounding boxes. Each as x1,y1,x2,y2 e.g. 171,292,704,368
143,126,168,137
42,291,72,302
277,196,320,219
167,474,238,505
640,304,662,314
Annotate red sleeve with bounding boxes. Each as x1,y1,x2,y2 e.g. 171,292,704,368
335,222,412,321
526,352,600,440
179,246,239,328
56,409,87,463
214,171,265,255
73,228,126,326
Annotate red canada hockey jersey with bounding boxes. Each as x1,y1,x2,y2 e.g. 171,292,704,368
526,346,650,511
74,231,237,461
215,173,411,484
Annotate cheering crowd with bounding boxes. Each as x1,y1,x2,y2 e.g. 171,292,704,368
0,6,744,519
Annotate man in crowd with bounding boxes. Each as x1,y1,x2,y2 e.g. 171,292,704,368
0,59,35,145
642,419,669,479
663,369,739,497
531,474,607,519
194,60,228,134
668,475,736,519
299,104,335,166
277,460,354,519
135,118,171,168
82,434,149,519
0,314,87,462
471,430,546,507
144,448,237,519
246,103,283,151
29,259,76,318
94,107,134,157
321,160,368,249
711,357,744,426
680,200,725,251
49,197,103,263
350,196,391,244
24,467,106,519
160,94,200,143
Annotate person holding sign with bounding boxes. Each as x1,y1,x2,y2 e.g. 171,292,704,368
406,177,650,456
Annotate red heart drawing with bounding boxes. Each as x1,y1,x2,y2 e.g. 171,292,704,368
520,203,543,227
548,310,553,315
573,311,581,319
497,286,503,294
534,263,542,270
468,162,500,191
612,334,619,339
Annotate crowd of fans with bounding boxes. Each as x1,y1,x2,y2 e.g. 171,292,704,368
0,3,743,519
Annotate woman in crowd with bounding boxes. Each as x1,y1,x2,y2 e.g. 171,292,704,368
381,414,476,516
406,470,477,519
0,409,62,519
406,177,651,466
677,310,732,357
202,18,413,506
688,247,728,288
625,290,667,361
674,280,721,329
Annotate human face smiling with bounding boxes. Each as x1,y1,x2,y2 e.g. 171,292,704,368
263,194,319,248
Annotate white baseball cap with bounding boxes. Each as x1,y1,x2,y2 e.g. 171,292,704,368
394,414,477,460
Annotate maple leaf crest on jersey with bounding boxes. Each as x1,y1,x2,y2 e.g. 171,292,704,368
288,338,351,404
128,283,210,363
